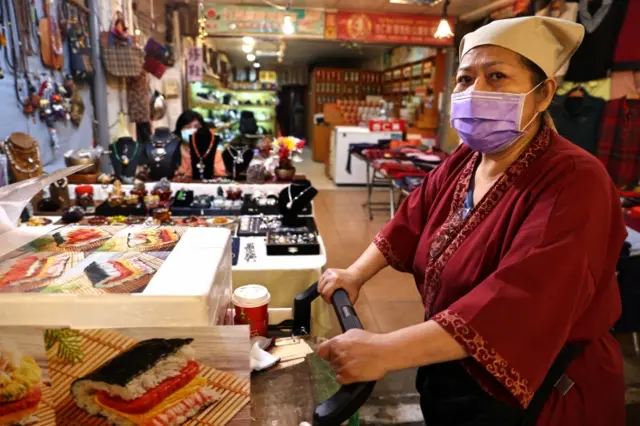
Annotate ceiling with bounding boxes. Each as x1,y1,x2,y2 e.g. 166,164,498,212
213,37,395,67
203,0,500,18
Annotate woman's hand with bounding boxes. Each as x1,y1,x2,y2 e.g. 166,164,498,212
318,268,364,304
317,329,390,384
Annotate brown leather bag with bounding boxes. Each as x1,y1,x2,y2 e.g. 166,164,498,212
100,32,144,78
39,0,64,69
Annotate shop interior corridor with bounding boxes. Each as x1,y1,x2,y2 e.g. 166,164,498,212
309,185,640,425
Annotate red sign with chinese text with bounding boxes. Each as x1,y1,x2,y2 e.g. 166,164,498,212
369,120,406,132
327,11,455,46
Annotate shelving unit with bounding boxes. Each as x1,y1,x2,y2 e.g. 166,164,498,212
383,57,436,109
188,81,277,136
309,68,383,115
235,90,277,136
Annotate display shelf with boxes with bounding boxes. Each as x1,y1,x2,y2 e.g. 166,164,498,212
310,68,383,115
382,50,447,134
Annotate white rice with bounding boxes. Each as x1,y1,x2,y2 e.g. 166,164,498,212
72,345,196,405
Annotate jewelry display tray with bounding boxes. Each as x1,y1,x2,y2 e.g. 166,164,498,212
237,216,318,237
170,202,243,217
265,231,321,256
241,195,312,216
94,201,147,217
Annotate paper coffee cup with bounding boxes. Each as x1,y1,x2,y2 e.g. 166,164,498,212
232,285,270,337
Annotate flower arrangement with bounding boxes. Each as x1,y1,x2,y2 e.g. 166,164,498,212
271,137,305,170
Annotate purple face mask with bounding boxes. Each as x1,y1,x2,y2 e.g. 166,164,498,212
450,83,542,153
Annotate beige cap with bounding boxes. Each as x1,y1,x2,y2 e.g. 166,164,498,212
459,16,584,77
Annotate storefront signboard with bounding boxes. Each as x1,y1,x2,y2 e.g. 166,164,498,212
205,5,325,38
325,11,455,46
186,47,203,82
369,120,406,132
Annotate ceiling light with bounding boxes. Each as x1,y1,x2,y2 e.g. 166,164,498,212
242,36,255,45
247,53,256,61
283,15,294,35
242,44,253,53
434,0,454,39
253,63,261,68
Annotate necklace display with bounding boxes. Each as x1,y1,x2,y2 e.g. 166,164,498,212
286,184,312,210
226,145,249,180
2,134,42,179
114,141,138,166
191,131,215,179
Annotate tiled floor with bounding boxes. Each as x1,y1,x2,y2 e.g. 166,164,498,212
310,185,640,425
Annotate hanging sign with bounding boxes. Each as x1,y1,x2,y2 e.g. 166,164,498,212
369,120,406,132
205,5,325,38
186,47,203,82
325,11,455,46
259,70,277,83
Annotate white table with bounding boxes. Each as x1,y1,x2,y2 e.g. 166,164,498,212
233,235,329,336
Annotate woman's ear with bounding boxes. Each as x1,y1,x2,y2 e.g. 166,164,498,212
537,78,557,112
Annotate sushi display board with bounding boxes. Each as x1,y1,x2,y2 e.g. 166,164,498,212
0,225,234,328
0,326,251,426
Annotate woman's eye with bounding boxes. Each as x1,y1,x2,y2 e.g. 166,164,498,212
457,75,472,84
490,72,506,80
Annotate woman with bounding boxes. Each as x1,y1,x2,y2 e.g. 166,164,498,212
174,110,226,178
318,17,627,426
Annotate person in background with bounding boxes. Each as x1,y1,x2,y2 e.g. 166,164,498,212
317,16,626,426
174,110,226,179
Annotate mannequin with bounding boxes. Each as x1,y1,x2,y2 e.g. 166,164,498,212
189,128,218,180
110,137,142,184
278,180,317,226
222,143,253,181
145,127,181,181
3,133,43,182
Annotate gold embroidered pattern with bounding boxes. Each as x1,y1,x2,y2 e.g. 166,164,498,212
420,127,552,317
434,309,534,407
373,233,406,272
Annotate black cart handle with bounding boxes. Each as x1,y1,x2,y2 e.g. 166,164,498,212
294,282,376,426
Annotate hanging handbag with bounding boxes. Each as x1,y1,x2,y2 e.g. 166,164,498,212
101,12,144,78
143,38,171,79
66,5,94,81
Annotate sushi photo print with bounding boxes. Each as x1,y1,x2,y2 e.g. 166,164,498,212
44,327,251,426
97,227,186,253
0,252,84,294
40,252,169,295
0,327,56,426
22,227,119,253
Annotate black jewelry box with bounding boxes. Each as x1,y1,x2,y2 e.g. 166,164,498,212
266,231,320,256
238,216,318,237
241,194,312,216
94,201,147,217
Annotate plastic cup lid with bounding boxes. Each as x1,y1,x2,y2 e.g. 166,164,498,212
232,285,271,308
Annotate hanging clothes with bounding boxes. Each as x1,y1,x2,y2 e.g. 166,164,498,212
556,77,611,100
535,2,579,77
375,126,626,425
596,98,640,189
548,91,605,155
564,0,628,83
611,71,640,100
612,0,640,71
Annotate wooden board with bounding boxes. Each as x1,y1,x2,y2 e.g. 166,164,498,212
46,327,250,426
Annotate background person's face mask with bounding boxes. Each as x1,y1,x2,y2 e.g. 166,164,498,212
181,128,197,142
450,82,543,154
